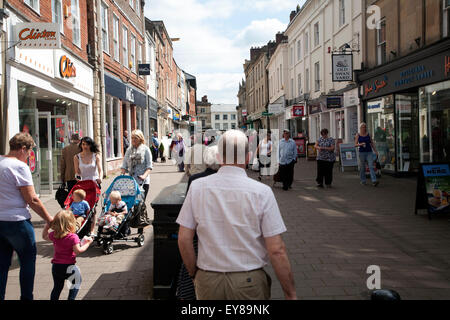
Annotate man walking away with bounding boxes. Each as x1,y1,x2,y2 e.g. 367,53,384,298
279,129,297,191
60,133,81,193
177,130,297,300
151,132,160,163
123,130,130,153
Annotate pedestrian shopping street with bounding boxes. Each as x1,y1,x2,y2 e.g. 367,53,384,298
4,159,450,300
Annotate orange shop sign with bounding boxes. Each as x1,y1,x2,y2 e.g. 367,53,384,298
15,23,61,49
59,55,76,78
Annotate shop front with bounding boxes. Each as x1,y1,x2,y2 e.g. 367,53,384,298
8,45,94,194
359,40,450,174
104,72,147,172
343,88,361,144
149,96,158,136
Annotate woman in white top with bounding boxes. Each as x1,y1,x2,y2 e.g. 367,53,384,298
256,131,273,181
74,136,103,235
0,133,53,300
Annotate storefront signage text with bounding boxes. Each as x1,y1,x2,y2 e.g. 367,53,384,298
364,78,388,97
59,55,76,78
445,56,450,77
15,23,61,49
332,54,353,82
327,97,342,108
395,65,434,88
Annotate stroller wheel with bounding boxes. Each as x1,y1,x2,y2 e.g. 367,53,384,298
136,234,145,247
103,242,113,255
96,238,104,247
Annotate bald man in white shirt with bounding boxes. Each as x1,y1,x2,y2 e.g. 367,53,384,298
177,130,297,300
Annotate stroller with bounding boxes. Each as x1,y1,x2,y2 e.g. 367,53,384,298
63,180,102,239
96,175,147,255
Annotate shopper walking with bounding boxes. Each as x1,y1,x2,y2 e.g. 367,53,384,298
123,130,130,152
60,133,81,194
172,133,186,172
355,123,379,187
257,131,273,181
279,129,297,191
121,129,153,201
74,137,103,236
315,129,336,188
177,130,297,300
0,133,54,300
185,134,206,177
151,132,160,163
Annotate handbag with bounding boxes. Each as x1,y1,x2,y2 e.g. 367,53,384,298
55,183,69,209
129,202,151,228
251,158,259,171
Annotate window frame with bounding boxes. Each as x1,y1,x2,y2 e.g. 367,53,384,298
314,62,320,92
24,0,40,14
376,18,387,66
71,0,81,48
122,26,129,68
297,39,301,61
130,33,136,73
314,22,320,47
52,0,63,34
113,14,120,62
101,2,109,54
339,0,346,27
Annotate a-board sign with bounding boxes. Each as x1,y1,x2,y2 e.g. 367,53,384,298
415,163,450,218
293,137,306,157
339,143,358,168
307,143,317,161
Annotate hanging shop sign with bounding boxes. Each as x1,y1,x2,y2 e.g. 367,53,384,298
292,105,305,117
59,55,77,78
268,103,284,115
15,23,61,49
326,97,343,109
138,64,151,76
344,88,359,107
332,54,353,82
415,163,450,218
242,109,247,116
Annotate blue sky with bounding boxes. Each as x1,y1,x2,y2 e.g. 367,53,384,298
144,0,307,104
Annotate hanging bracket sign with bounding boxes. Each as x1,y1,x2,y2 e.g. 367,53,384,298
332,54,353,82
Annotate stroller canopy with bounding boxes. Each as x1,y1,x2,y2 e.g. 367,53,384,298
64,180,101,209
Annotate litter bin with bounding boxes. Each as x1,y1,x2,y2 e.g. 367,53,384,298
151,182,187,299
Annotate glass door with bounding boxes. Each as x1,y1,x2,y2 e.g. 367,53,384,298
38,112,53,194
51,115,69,188
395,94,420,172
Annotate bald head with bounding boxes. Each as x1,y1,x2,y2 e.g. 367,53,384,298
218,130,249,166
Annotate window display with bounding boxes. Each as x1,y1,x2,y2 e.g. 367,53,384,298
367,95,396,171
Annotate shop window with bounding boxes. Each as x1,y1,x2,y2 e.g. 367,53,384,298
366,95,396,172
105,96,122,159
419,81,450,163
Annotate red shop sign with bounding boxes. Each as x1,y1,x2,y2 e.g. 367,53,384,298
292,105,305,117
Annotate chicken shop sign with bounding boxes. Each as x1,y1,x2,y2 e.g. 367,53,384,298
15,23,61,49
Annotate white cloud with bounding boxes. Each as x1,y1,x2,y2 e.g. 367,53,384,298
144,0,292,104
234,19,286,47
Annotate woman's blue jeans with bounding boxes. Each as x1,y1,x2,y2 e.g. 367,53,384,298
0,219,36,300
359,152,377,183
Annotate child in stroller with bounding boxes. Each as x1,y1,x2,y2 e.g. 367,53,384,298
70,189,90,231
97,191,127,231
96,175,146,254
64,180,101,239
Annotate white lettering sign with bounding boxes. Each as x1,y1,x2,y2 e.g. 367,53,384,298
332,54,353,82
126,87,135,103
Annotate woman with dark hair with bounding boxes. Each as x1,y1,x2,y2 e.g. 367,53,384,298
74,137,102,235
315,128,336,188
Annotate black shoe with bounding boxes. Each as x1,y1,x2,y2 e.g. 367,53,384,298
283,186,289,191
373,181,379,187
317,184,324,188
288,186,292,189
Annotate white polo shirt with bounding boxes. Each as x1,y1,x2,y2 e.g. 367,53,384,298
176,165,287,272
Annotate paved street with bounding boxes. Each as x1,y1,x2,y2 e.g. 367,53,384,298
4,158,450,300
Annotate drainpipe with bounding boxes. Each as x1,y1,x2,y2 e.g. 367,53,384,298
0,2,8,154
96,0,107,177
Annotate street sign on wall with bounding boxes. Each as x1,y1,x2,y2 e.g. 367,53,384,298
292,105,305,117
332,54,353,82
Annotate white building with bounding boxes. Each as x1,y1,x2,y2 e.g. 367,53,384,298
284,0,363,143
267,34,289,132
145,31,158,137
211,104,238,131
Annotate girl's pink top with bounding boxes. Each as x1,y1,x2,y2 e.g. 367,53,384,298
49,231,80,265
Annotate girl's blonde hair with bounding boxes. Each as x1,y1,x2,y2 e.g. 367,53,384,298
51,210,77,239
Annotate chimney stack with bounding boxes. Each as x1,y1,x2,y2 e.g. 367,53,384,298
290,10,296,22
201,95,208,103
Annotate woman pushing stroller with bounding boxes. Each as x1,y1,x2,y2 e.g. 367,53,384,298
120,130,152,200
